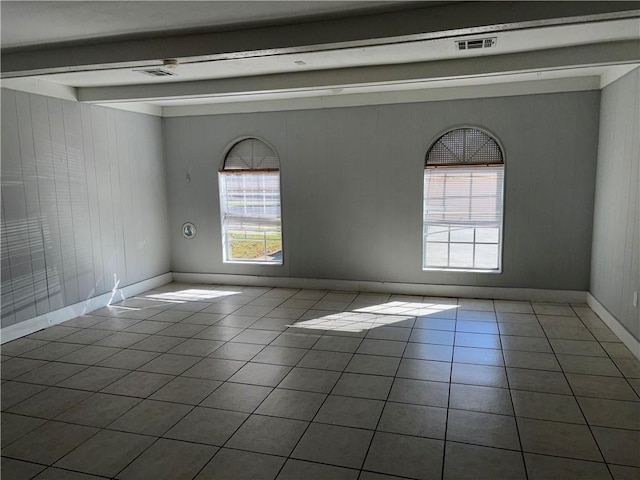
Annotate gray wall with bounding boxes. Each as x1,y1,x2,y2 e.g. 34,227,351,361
590,68,640,341
1,89,170,328
164,90,600,291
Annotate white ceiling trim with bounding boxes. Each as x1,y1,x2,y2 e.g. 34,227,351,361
0,77,77,101
95,102,163,117
600,64,640,88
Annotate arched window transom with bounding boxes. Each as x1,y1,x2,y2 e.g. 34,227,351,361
221,138,280,171
426,127,503,167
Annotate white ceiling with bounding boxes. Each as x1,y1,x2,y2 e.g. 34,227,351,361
1,1,639,116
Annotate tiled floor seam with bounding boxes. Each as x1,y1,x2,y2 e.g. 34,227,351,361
270,327,368,479
110,435,168,479
3,384,198,450
2,459,114,480
2,416,106,472
360,328,412,477
99,324,271,477
498,318,530,480
573,303,640,399
440,331,455,480
540,306,615,478
193,332,311,479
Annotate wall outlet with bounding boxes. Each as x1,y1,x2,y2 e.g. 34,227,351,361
634,291,638,308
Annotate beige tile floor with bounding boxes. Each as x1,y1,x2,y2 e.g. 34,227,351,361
1,282,639,480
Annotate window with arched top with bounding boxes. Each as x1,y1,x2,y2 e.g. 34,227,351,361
219,138,282,264
423,127,504,271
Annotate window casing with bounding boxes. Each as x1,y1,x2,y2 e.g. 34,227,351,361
219,138,282,264
423,128,504,272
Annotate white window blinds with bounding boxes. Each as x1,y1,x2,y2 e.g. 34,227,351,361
220,173,282,234
423,167,504,227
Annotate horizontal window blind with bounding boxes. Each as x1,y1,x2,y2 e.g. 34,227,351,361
224,215,281,233
423,166,503,226
220,173,281,231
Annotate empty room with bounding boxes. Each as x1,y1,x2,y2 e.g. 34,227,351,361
1,1,639,479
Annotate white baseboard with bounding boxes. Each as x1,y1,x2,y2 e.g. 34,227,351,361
587,293,640,361
172,272,587,303
0,273,173,344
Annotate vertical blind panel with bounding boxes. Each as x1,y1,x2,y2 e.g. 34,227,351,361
424,166,504,225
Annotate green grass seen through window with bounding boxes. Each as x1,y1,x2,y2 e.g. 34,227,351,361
229,232,281,260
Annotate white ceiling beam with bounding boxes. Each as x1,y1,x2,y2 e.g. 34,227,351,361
0,77,77,101
77,41,640,103
2,2,638,78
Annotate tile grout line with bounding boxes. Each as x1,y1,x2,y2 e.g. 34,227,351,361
439,305,457,480
270,305,367,479
4,422,625,478
187,285,312,479
498,299,530,480
9,397,634,447
6,343,637,415
571,305,640,398
357,316,413,479
538,305,614,477
104,285,283,480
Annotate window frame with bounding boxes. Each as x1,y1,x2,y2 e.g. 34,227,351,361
422,126,506,273
218,137,284,265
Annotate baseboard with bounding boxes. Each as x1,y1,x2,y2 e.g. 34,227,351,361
0,273,173,344
172,272,587,303
587,293,640,361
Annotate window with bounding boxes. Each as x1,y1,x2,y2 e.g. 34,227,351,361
423,127,504,271
219,138,282,264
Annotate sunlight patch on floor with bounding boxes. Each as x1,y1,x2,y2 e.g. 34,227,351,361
145,288,242,302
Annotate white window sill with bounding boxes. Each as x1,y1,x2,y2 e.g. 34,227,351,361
223,260,283,266
423,267,502,274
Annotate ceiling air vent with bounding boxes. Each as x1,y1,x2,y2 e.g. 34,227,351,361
135,68,177,77
456,37,496,50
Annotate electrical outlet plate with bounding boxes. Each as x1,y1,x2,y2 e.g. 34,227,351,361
633,291,638,308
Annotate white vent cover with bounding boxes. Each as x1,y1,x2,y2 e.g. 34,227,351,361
456,37,496,50
135,68,177,77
